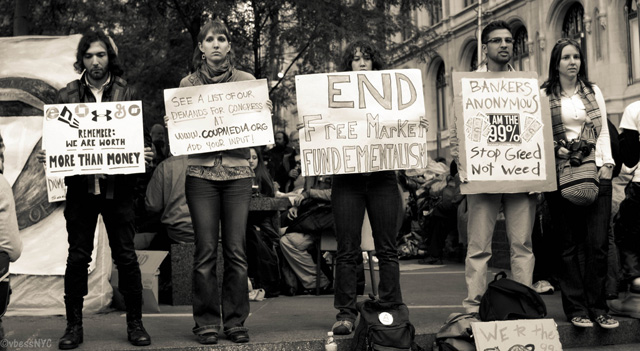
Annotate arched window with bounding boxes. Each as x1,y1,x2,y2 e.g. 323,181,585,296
470,48,478,72
627,0,640,84
436,62,447,132
562,3,587,73
513,26,530,71
562,3,586,48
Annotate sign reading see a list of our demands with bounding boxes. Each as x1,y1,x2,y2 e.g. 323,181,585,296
295,69,428,176
42,101,146,178
471,319,563,351
163,79,274,155
452,71,556,194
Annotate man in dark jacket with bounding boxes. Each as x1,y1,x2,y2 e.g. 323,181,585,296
38,31,153,349
609,101,640,317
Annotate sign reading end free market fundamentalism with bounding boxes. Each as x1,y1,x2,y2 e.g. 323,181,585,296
42,101,146,178
164,79,274,155
452,71,556,194
295,69,428,176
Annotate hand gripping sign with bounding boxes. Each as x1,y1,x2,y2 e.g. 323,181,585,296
42,101,146,177
163,79,274,155
295,69,429,176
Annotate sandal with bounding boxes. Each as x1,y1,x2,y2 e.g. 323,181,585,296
595,314,619,329
571,316,593,328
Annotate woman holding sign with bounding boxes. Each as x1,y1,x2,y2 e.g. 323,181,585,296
541,39,617,329
179,20,260,345
330,40,405,335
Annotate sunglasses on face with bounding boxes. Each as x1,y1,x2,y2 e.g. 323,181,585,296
556,38,580,46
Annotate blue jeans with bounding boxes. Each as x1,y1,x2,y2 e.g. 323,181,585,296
546,179,612,319
332,171,402,322
186,176,252,335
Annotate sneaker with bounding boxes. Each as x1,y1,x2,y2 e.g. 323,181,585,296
533,280,554,295
571,316,594,328
332,320,354,335
607,292,640,318
595,314,619,329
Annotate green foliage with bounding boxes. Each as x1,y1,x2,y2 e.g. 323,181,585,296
2,0,437,127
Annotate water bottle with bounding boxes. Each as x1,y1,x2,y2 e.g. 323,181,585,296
325,331,337,351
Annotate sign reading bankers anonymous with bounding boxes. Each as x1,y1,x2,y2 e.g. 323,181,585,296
295,69,428,176
42,101,146,177
452,71,556,194
164,79,274,155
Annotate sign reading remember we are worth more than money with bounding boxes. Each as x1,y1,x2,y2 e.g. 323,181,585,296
164,79,274,155
42,101,146,178
295,69,428,176
452,71,556,194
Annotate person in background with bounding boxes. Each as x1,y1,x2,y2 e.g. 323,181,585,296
179,20,270,345
37,30,153,349
145,154,194,245
0,132,23,350
453,21,538,315
541,38,617,329
280,175,334,295
150,123,168,166
246,146,281,297
264,131,291,190
278,130,303,193
330,40,408,335
608,100,640,319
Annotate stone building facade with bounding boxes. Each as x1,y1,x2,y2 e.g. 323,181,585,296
391,0,640,161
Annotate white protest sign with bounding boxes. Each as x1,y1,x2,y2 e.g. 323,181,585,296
42,101,146,177
164,79,274,155
295,69,428,176
472,319,562,351
452,71,556,194
46,176,66,202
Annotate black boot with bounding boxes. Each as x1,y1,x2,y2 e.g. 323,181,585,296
125,294,151,346
58,297,83,350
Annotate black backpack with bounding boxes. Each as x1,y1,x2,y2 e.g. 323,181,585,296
351,297,416,351
479,272,547,321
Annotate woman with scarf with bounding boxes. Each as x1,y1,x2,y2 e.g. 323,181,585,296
541,38,617,329
179,20,265,345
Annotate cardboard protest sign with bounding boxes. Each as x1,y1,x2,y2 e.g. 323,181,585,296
295,69,428,176
452,71,556,194
42,101,146,177
471,319,562,351
46,176,66,202
164,79,273,155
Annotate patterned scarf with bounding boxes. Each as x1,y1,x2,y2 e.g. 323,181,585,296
549,80,601,145
196,56,235,85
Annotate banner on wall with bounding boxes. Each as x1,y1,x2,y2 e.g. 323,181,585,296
295,69,428,176
42,101,146,177
163,79,274,155
452,71,556,194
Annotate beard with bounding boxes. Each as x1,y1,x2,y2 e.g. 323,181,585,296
88,67,107,81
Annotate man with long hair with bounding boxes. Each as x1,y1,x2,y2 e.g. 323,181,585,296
38,30,153,349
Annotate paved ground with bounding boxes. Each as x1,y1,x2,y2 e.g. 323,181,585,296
3,260,639,350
